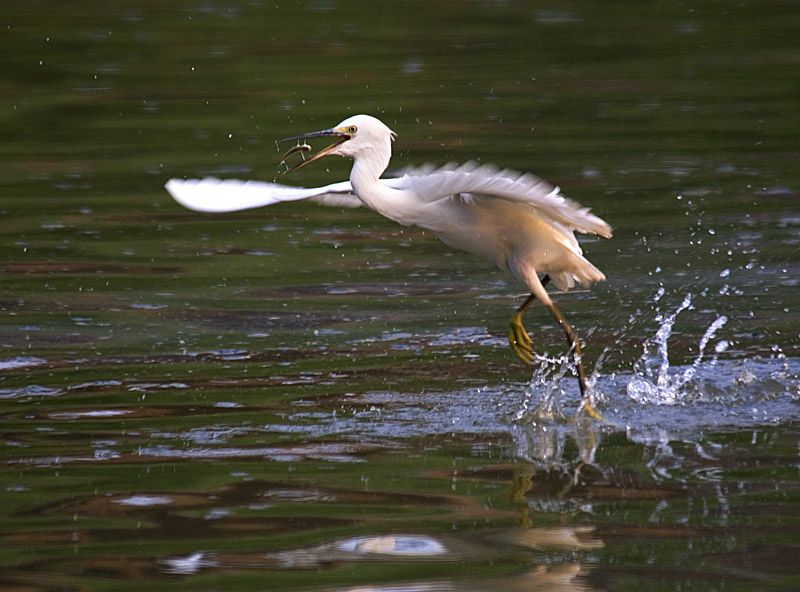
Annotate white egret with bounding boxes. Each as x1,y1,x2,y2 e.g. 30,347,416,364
166,114,612,418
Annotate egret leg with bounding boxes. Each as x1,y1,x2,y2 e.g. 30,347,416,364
509,267,602,421
508,276,551,364
541,299,602,421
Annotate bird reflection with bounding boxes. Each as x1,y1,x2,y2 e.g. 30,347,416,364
509,418,601,528
332,563,595,591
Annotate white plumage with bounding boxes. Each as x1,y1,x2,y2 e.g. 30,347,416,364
165,177,364,212
165,114,611,418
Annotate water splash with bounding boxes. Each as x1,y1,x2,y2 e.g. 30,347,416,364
512,353,574,423
627,293,728,406
506,288,798,446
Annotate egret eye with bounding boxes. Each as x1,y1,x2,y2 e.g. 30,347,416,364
347,125,357,134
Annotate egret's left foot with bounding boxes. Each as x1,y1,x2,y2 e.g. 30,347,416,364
509,312,535,364
575,397,603,422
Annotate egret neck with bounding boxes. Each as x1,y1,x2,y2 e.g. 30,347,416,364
349,144,419,226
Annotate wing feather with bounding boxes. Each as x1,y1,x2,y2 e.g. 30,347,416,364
165,177,363,212
166,164,612,241
396,162,612,237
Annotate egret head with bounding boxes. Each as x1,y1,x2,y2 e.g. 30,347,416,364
278,114,395,173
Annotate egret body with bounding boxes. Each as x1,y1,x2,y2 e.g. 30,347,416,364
166,115,612,418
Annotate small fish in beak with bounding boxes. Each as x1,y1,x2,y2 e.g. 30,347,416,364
277,144,311,172
277,127,353,173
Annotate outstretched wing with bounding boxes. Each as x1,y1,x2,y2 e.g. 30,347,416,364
165,178,364,212
396,162,612,238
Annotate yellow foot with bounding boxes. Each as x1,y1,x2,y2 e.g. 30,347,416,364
508,312,534,364
509,471,534,528
575,398,604,422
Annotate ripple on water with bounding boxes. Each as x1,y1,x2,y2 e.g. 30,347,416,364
161,552,216,575
136,442,376,463
48,409,133,420
0,356,47,371
337,535,448,556
112,495,174,507
0,385,63,399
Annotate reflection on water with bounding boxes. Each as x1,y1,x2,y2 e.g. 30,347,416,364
2,285,800,589
327,563,595,592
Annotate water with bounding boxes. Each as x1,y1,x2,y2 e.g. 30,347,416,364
2,1,800,590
